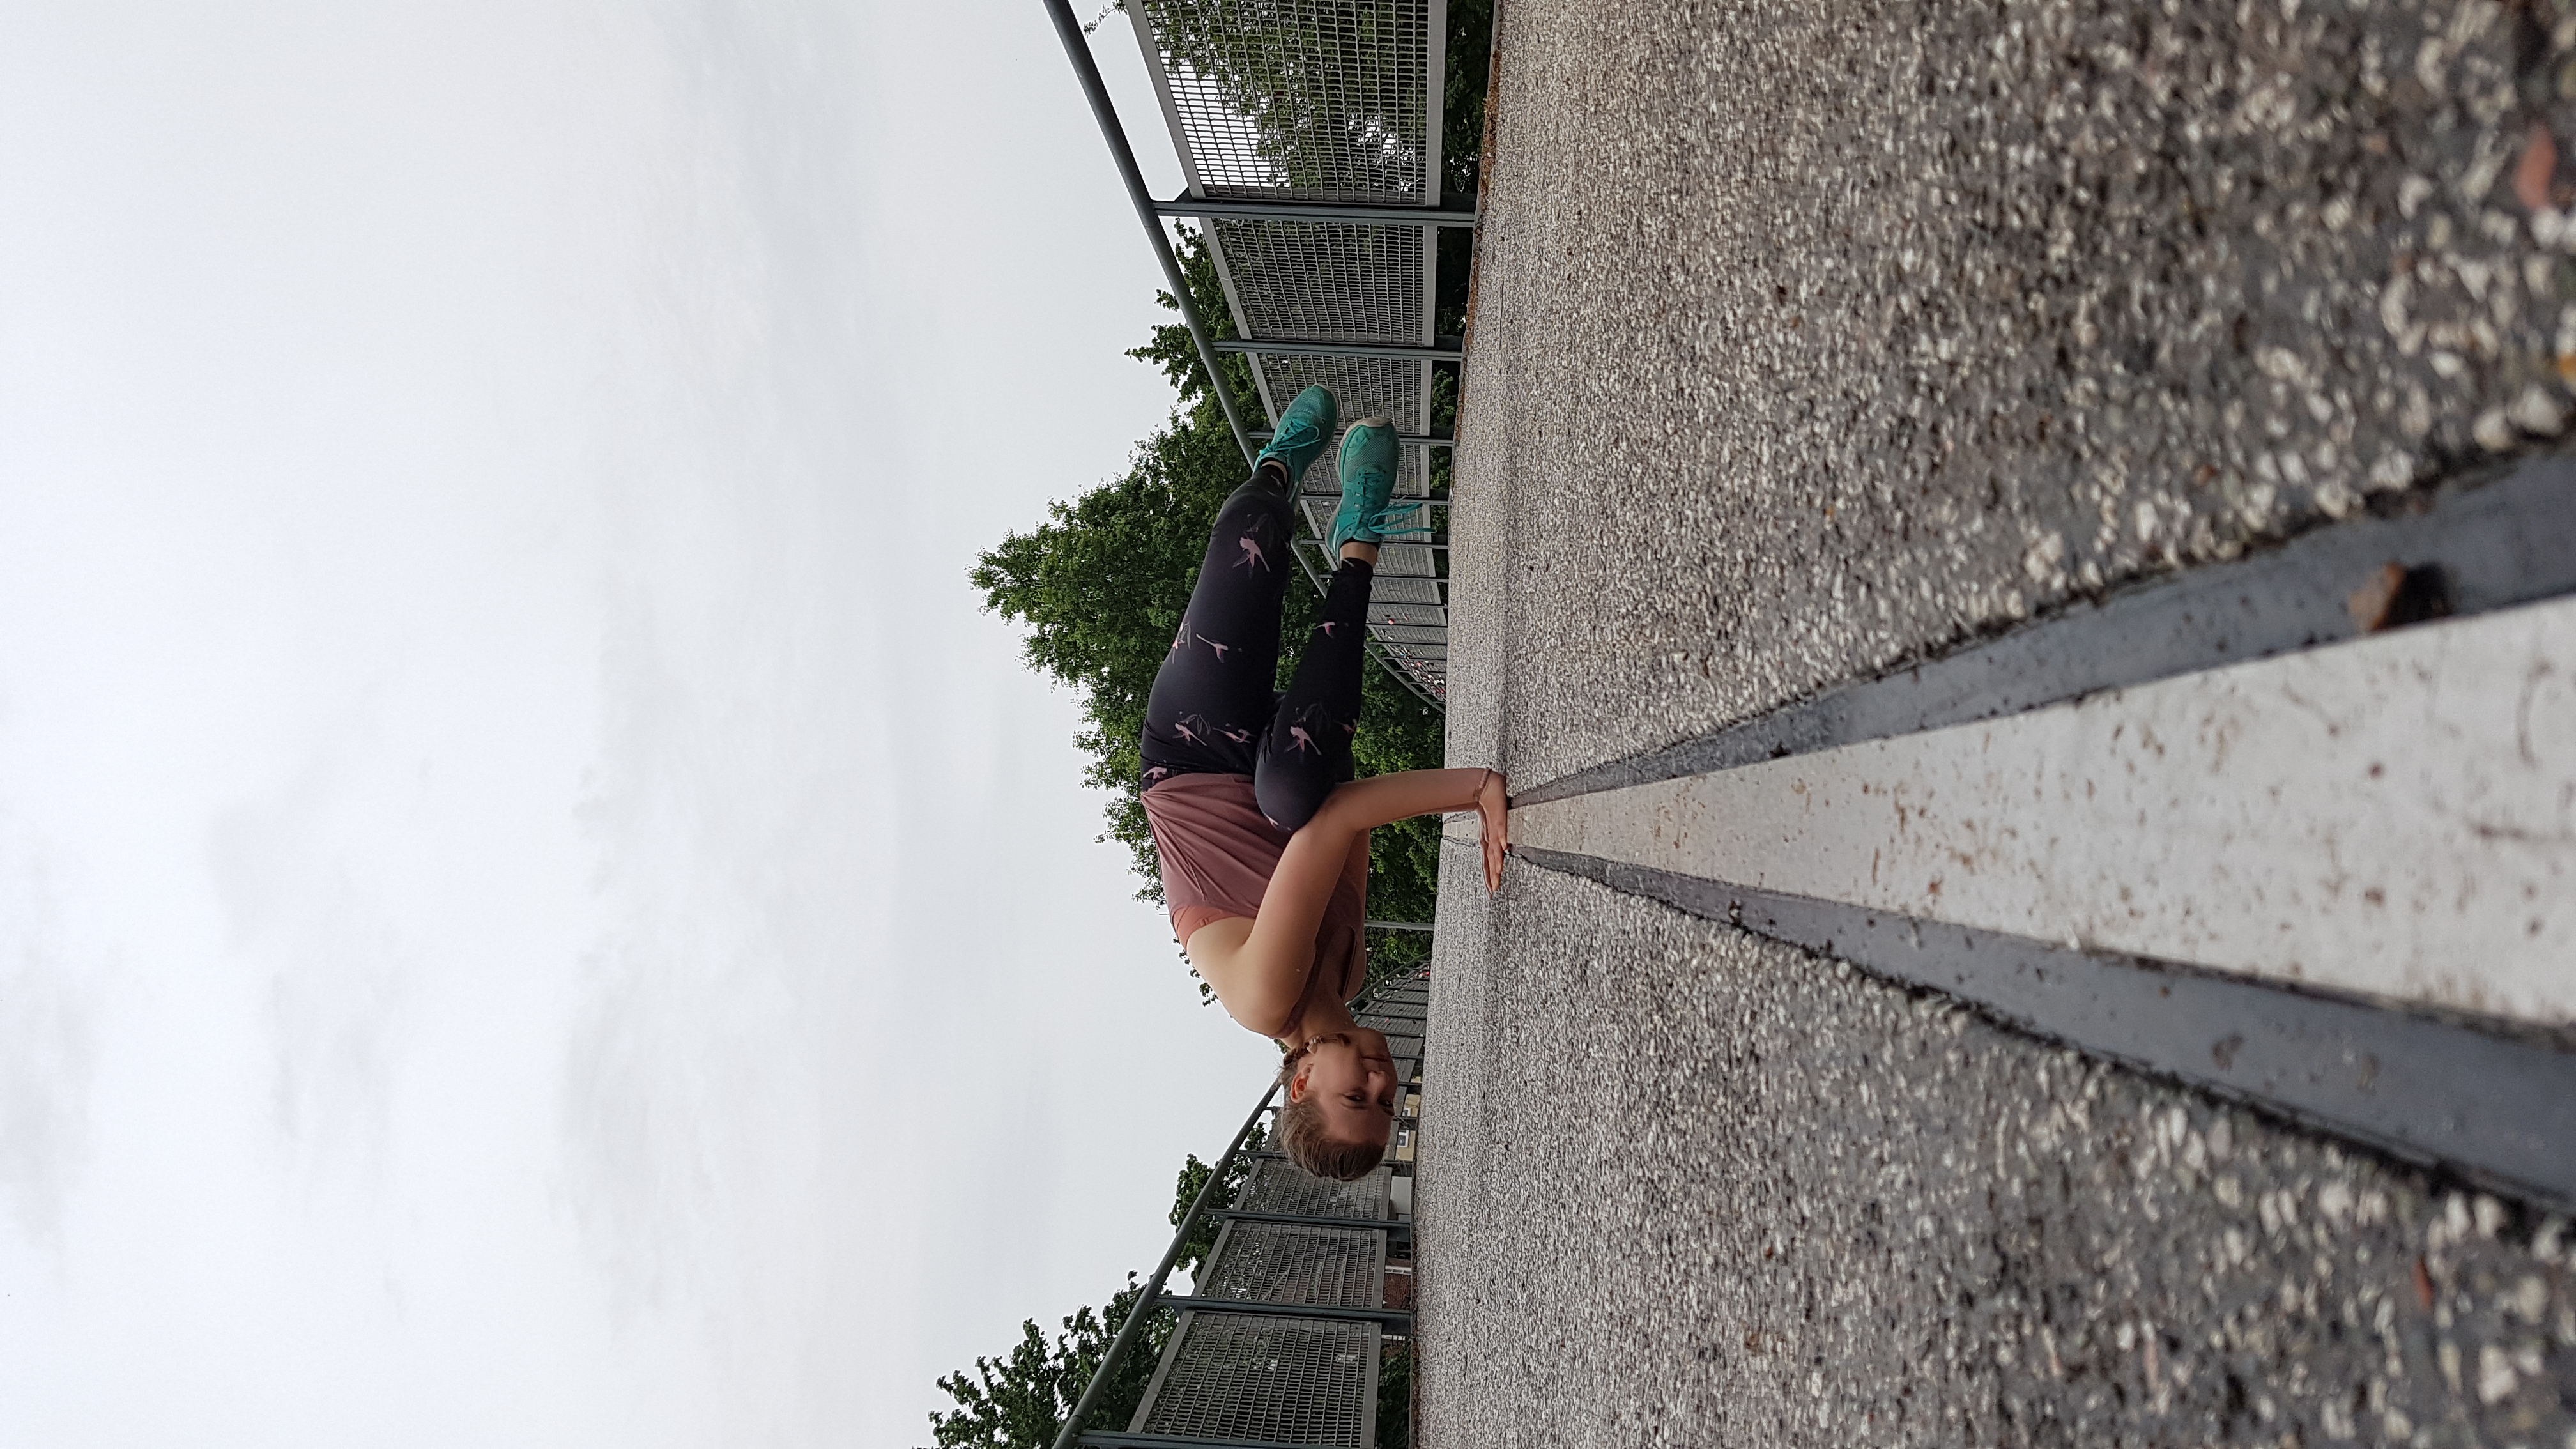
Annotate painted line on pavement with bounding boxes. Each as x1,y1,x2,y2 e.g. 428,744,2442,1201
1507,593,2576,1028
1510,844,2576,1215
1515,456,2576,808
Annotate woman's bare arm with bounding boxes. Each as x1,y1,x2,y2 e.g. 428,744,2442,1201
1195,768,1505,1035
1338,831,1371,1000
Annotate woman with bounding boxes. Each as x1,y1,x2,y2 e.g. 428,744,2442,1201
1139,383,1509,1182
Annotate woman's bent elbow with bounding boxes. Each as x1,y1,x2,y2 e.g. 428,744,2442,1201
1235,993,1300,1040
1308,784,1383,838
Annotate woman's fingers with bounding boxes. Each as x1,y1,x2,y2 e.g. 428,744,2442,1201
1478,769,1510,894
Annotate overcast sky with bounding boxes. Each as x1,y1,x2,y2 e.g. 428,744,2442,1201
0,3,1280,1445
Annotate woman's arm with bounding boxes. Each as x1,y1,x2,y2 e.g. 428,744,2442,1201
1195,768,1503,1035
1338,830,1371,1001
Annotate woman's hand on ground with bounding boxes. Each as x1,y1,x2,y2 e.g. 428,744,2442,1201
1478,768,1510,894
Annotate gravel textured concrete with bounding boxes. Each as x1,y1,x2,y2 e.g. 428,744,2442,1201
1423,0,2576,1444
1448,0,2576,788
1420,862,2575,1448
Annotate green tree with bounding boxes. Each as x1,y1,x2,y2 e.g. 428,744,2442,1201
1166,1149,1256,1277
1145,0,1435,199
1377,1340,1413,1449
927,1275,1167,1449
1441,0,1493,201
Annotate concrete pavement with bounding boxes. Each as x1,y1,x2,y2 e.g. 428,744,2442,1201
1422,1,2576,1444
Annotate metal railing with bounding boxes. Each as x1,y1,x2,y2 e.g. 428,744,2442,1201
1045,0,1465,707
1049,971,1430,1449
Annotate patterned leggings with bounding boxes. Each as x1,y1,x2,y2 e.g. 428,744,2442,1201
1140,469,1374,831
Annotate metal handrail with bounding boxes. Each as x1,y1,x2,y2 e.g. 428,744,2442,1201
1046,1084,1281,1449
1042,0,1257,470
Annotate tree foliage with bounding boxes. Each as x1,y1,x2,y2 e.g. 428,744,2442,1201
1145,0,1435,198
1167,1149,1254,1278
926,1274,1166,1449
1377,1342,1413,1449
1441,0,1493,201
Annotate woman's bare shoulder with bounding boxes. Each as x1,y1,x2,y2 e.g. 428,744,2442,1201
1183,914,1255,965
1187,916,1291,1033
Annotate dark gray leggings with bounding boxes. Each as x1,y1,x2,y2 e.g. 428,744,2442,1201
1139,469,1374,831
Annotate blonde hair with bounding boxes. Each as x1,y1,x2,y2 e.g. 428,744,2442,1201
1276,1051,1389,1182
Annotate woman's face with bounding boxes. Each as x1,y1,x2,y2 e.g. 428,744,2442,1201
1292,1027,1400,1146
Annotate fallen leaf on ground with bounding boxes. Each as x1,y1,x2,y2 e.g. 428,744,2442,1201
2518,123,2558,212
2349,562,2408,632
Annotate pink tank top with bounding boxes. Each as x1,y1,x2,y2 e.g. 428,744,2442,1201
1141,772,1368,995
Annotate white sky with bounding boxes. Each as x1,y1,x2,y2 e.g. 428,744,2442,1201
0,3,1277,1445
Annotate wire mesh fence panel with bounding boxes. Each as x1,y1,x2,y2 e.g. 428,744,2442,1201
1131,1314,1381,1446
1239,1158,1392,1219
1368,575,1442,606
1199,1221,1387,1307
1374,648,1444,696
1216,221,1427,341
1372,540,1439,576
1130,0,1438,201
1367,602,1448,628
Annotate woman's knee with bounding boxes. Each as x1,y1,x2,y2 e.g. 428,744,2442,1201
1255,763,1331,832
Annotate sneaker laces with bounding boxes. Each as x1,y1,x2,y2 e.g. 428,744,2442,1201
1346,500,1434,539
1262,414,1321,459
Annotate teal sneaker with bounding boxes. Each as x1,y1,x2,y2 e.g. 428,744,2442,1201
1326,417,1428,555
1253,385,1338,486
